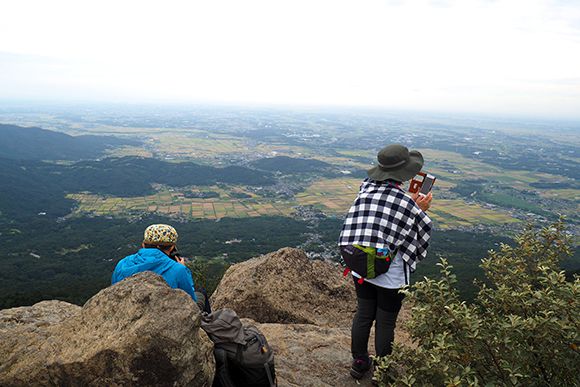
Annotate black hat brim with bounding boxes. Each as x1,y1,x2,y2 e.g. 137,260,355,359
366,150,424,182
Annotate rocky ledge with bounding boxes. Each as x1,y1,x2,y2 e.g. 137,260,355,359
0,273,214,387
0,247,410,386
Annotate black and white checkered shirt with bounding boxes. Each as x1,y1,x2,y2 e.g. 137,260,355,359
338,179,432,272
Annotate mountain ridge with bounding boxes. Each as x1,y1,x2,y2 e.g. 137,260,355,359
0,123,137,160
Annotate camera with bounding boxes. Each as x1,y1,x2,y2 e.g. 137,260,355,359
409,172,436,195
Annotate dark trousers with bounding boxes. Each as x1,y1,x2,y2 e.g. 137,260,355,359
351,278,404,359
195,289,212,314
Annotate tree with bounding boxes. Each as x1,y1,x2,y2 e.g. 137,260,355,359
374,220,579,386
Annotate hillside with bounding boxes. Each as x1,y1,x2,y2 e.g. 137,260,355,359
0,156,273,220
251,156,334,173
0,124,136,160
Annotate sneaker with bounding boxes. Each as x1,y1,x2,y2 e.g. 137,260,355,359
350,357,372,379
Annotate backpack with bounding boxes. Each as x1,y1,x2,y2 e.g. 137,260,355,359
340,244,396,284
201,308,277,387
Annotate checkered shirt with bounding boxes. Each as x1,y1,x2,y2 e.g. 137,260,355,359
338,179,433,272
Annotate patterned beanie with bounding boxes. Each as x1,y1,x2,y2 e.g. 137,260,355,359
143,224,178,246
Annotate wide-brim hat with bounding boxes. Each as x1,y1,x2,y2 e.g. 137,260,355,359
367,144,424,182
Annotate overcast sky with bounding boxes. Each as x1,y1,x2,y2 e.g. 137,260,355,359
1,0,579,119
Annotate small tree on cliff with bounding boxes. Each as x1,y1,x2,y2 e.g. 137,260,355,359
374,220,579,386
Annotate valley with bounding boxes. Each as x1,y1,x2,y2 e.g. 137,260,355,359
0,104,578,307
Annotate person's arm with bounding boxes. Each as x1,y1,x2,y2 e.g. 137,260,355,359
399,208,433,271
111,262,122,285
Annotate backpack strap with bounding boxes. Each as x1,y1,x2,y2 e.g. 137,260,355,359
264,362,276,387
214,348,236,387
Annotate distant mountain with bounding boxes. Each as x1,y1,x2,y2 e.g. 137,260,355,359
0,124,137,160
251,156,333,173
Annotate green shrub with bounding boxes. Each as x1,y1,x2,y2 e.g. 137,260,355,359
374,220,579,386
185,258,229,296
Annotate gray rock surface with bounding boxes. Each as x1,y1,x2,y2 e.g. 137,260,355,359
212,247,357,327
214,248,412,387
247,321,370,387
1,247,412,387
0,272,214,387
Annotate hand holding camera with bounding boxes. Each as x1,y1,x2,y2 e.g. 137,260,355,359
409,171,435,212
412,191,433,212
169,250,186,265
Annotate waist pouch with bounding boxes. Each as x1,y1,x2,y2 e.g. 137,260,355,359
340,244,395,279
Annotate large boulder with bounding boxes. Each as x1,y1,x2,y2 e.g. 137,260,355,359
214,248,413,386
212,247,356,327
249,321,360,386
0,272,214,387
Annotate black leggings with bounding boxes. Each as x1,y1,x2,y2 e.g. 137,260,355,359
351,278,404,359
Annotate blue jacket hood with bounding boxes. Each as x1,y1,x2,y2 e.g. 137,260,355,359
112,248,197,301
113,248,175,278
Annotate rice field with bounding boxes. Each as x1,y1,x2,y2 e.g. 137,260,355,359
152,135,247,158
67,187,296,220
296,179,519,229
67,178,521,230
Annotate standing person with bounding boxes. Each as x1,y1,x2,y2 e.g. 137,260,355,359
339,144,433,380
112,224,210,313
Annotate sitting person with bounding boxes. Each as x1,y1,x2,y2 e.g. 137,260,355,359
112,223,210,312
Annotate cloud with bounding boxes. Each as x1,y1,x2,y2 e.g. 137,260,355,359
0,0,579,118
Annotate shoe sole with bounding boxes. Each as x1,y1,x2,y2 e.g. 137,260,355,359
350,367,369,380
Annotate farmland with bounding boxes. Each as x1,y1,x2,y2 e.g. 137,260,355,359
67,176,521,231
1,104,578,310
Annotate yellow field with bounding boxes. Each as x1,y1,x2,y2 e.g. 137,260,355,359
296,178,361,210
67,186,296,220
295,178,519,229
67,177,522,229
538,189,580,201
105,146,153,158
428,200,520,229
418,148,574,191
153,135,246,158
103,130,318,161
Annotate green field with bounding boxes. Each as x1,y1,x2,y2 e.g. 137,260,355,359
51,126,577,230
68,177,521,230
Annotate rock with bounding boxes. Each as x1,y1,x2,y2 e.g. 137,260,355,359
215,248,413,386
1,247,414,387
246,321,369,387
0,272,214,387
0,300,81,331
212,247,357,327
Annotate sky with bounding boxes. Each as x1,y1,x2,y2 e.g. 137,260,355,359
1,0,580,119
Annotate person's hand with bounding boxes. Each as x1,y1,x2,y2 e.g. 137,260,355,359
411,192,433,212
176,256,186,265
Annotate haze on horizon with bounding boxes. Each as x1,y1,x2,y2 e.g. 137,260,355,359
1,0,580,120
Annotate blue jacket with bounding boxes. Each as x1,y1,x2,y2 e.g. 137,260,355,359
112,248,197,302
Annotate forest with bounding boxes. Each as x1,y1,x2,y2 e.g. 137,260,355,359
0,123,136,160
5,210,575,308
0,157,274,220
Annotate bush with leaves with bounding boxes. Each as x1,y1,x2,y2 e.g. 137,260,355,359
185,258,229,296
374,220,579,386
